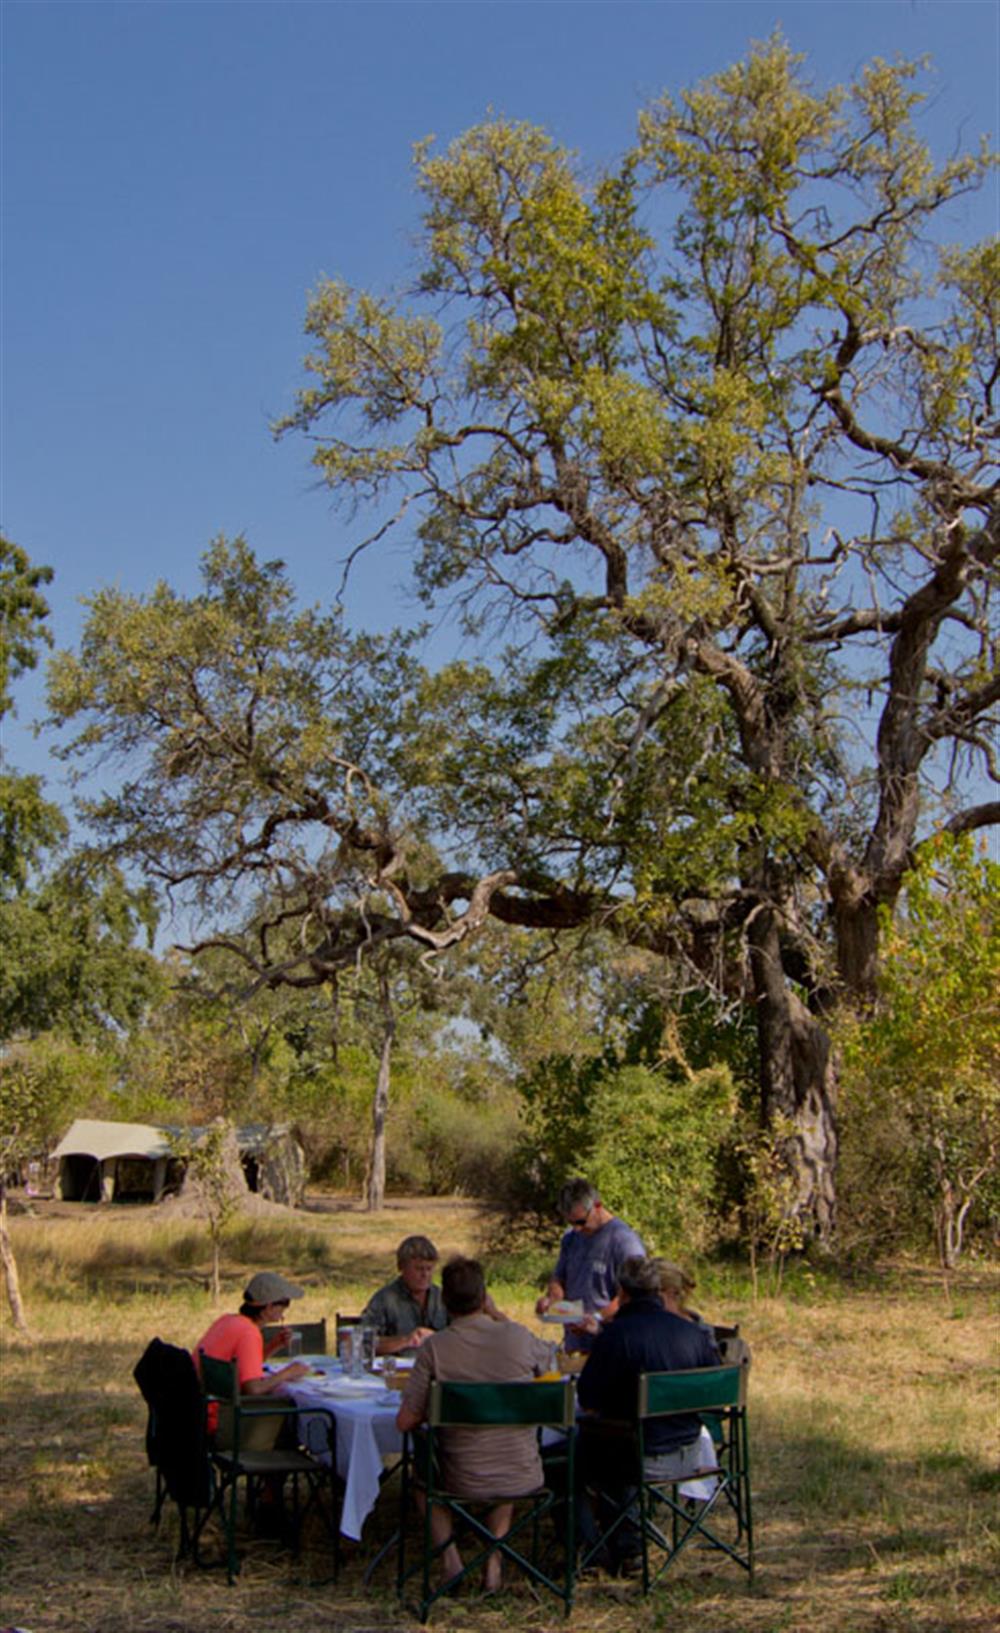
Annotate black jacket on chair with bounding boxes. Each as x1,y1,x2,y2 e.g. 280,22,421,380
134,1336,211,1508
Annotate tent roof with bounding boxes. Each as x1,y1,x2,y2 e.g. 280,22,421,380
51,1119,298,1163
52,1119,173,1162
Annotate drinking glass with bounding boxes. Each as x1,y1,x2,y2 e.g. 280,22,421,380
361,1324,378,1371
349,1325,364,1379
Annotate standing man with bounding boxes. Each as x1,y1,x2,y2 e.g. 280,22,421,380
362,1234,448,1354
535,1179,645,1351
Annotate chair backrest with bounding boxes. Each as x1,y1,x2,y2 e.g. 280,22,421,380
262,1317,327,1355
638,1364,746,1419
198,1349,239,1404
713,1325,752,1368
429,1377,575,1430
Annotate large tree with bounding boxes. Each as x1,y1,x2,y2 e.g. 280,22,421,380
273,41,997,1235
49,44,997,1239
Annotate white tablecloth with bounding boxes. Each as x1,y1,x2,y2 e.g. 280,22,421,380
284,1368,403,1540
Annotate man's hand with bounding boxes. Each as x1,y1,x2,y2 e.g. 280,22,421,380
535,1294,552,1316
403,1326,434,1349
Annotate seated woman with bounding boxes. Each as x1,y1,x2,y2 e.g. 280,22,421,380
649,1258,707,1323
650,1258,751,1366
194,1270,311,1449
396,1256,551,1593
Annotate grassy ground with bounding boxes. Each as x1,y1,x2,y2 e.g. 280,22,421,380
1,1195,997,1632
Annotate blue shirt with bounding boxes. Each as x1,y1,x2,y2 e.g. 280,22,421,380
553,1215,645,1349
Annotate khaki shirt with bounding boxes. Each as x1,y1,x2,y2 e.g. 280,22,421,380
400,1311,552,1499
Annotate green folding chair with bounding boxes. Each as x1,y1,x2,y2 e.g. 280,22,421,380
636,1364,753,1591
198,1350,340,1584
578,1364,753,1593
397,1377,576,1621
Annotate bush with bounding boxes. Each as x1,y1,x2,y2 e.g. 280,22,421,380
388,1085,521,1197
516,1050,737,1251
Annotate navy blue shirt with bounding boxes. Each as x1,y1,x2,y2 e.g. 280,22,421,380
578,1295,720,1453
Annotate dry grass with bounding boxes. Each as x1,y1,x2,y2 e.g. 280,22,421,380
1,1197,997,1633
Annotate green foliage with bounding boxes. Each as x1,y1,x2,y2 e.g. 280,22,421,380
0,535,53,719
47,537,426,923
733,1114,807,1298
168,1120,243,1298
0,854,163,1044
518,1044,736,1252
48,44,1000,1241
837,835,1000,1266
1,539,163,1049
391,1082,521,1198
0,1055,75,1172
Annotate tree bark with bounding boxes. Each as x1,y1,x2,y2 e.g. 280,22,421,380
0,1189,31,1339
747,907,838,1243
364,970,395,1212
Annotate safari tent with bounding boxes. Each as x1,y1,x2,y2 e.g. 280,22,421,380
51,1119,305,1206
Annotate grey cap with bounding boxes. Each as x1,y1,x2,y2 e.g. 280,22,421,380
243,1271,304,1305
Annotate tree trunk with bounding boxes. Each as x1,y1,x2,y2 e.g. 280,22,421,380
210,1227,222,1300
747,907,838,1243
0,1189,31,1339
364,971,395,1212
831,879,881,1005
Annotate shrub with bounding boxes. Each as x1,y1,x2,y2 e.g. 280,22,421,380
516,1050,737,1251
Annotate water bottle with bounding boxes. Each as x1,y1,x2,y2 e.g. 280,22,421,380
288,1329,302,1358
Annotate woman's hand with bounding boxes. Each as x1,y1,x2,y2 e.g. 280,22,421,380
263,1326,291,1359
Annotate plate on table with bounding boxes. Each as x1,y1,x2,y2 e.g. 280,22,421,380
319,1377,388,1399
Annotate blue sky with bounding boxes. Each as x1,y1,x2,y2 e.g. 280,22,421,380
3,0,998,788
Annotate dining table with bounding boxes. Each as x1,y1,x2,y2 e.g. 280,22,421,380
274,1354,720,1544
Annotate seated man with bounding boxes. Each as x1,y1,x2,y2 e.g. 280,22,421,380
576,1255,721,1575
535,1178,645,1351
362,1234,448,1355
396,1256,552,1593
195,1270,312,1451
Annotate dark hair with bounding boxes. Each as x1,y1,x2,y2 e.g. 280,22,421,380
558,1177,599,1217
397,1234,439,1268
617,1256,662,1299
239,1302,263,1322
441,1256,486,1316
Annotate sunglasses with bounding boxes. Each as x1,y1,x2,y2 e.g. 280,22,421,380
567,1208,592,1230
